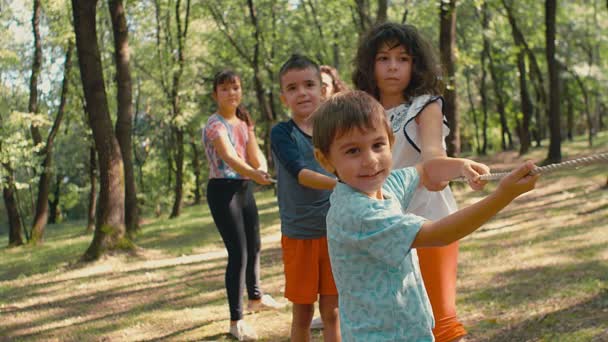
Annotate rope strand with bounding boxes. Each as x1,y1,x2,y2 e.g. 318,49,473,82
454,152,608,182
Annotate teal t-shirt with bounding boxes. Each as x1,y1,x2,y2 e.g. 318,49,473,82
326,167,434,341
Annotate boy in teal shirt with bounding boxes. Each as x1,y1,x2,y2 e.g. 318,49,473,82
312,90,539,341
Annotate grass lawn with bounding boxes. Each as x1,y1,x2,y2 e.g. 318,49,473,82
1,132,607,341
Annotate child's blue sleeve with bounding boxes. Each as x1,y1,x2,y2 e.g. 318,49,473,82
270,123,308,179
383,168,420,211
353,201,425,269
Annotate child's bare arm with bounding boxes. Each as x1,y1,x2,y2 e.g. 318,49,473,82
298,169,337,190
415,157,489,191
412,161,539,247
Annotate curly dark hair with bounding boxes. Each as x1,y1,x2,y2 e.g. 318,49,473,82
353,22,443,101
320,65,348,95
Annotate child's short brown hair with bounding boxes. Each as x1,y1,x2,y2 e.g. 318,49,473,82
312,90,394,155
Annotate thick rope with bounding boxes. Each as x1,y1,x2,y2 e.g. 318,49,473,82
455,152,608,182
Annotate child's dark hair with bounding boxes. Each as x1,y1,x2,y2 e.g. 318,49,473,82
312,90,394,156
278,54,321,88
353,22,443,100
212,70,253,126
320,65,348,94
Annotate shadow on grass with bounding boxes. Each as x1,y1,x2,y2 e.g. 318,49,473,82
463,261,608,310
478,289,608,342
0,245,286,341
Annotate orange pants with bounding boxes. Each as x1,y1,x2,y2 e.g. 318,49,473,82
418,241,467,342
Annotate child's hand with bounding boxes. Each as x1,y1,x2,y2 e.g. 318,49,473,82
497,161,539,199
462,160,490,191
251,170,273,185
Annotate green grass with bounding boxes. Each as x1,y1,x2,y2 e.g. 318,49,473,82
0,132,606,341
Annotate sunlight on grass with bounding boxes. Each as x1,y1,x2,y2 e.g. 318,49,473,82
1,138,607,341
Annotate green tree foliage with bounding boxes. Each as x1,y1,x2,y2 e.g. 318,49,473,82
1,0,607,250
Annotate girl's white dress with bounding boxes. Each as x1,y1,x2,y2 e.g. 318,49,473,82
386,94,458,220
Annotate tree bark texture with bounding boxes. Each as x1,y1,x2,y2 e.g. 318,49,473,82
190,133,202,205
30,41,74,244
28,0,43,146
72,0,129,261
109,0,139,234
3,176,24,247
87,146,98,233
48,174,61,224
545,0,562,163
439,0,460,156
169,0,191,219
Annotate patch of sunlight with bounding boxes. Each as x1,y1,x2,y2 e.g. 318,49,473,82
257,205,279,216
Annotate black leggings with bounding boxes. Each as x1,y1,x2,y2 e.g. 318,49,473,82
206,178,262,321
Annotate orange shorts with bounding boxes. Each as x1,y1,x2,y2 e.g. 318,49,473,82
281,235,338,304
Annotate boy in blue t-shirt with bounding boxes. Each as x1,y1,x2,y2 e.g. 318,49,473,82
270,54,340,341
311,90,539,341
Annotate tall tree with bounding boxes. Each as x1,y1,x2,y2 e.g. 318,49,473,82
28,0,43,147
87,145,98,233
501,0,533,154
72,0,131,260
545,0,562,163
108,0,139,234
439,0,460,156
30,41,74,243
354,0,388,34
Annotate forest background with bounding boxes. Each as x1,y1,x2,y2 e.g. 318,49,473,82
0,0,606,290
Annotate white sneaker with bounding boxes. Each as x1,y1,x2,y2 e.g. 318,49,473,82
247,294,286,312
229,320,258,341
310,316,324,330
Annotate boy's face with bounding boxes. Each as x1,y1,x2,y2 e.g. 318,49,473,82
280,67,322,119
374,43,412,98
316,124,393,199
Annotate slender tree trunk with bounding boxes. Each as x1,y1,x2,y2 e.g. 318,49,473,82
545,0,561,163
109,0,139,234
566,90,573,141
3,173,24,247
28,0,43,147
439,0,460,156
516,50,532,155
48,174,61,224
72,0,129,261
87,146,98,233
30,41,73,243
190,133,202,205
169,0,191,219
487,48,513,151
479,3,491,155
464,71,481,154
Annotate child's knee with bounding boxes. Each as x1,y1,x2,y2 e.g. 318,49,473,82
319,296,339,322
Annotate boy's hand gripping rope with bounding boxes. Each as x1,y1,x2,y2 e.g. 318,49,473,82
456,152,608,182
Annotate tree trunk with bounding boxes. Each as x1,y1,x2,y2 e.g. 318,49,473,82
190,132,202,205
28,0,43,147
545,0,561,163
479,20,489,155
516,50,532,155
87,146,98,233
30,41,74,244
566,92,573,141
72,0,129,261
170,128,184,218
109,0,139,235
487,48,513,151
464,71,481,155
3,174,24,247
48,174,61,224
439,0,460,156
168,0,191,219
